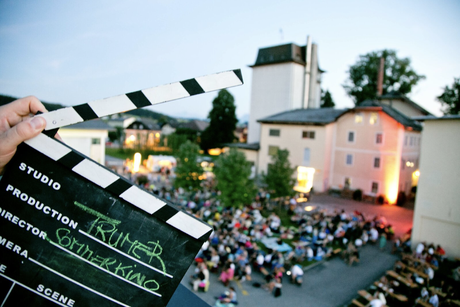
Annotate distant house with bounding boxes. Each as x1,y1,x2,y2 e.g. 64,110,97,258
256,108,346,194
331,100,422,202
236,38,428,203
378,91,432,118
235,98,424,203
59,119,114,165
124,119,162,149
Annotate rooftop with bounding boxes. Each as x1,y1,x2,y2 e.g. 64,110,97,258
63,118,115,131
250,42,324,72
258,108,347,125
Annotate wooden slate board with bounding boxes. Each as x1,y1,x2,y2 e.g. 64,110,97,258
0,134,212,306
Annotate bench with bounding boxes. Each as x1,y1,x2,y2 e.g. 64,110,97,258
351,299,367,307
373,281,408,302
387,270,418,288
358,290,374,302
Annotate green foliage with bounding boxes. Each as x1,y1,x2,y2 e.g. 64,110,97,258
214,148,256,208
437,77,460,115
263,149,296,198
343,50,425,104
108,126,125,144
320,89,335,108
200,89,238,151
167,133,189,152
174,141,203,191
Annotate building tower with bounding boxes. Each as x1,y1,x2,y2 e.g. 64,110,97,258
247,36,324,144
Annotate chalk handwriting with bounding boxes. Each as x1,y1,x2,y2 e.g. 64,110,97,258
75,201,167,274
52,228,160,292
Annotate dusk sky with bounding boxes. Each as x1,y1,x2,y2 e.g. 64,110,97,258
1,0,459,120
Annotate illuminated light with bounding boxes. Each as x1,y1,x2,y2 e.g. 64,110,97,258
414,170,420,177
184,158,188,162
406,161,411,167
304,206,314,212
208,148,222,156
155,133,160,138
129,135,136,141
294,166,315,193
133,152,142,173
201,161,208,167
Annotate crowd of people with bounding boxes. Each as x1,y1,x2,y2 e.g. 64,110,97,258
122,166,460,307
351,238,459,307
170,187,404,305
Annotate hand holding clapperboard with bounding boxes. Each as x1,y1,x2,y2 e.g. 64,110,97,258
0,69,243,306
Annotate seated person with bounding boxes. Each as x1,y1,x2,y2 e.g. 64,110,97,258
290,264,304,286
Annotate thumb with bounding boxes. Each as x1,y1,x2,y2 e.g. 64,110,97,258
7,116,47,148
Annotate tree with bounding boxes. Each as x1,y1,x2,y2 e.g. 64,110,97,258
263,149,296,198
200,89,238,151
321,89,335,108
174,141,203,191
437,77,460,115
343,49,425,104
213,148,256,208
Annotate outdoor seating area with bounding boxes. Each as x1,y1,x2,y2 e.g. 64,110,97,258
349,242,460,307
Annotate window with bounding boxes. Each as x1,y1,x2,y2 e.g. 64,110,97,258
302,131,315,139
344,177,351,189
374,157,381,168
369,112,378,125
401,159,405,170
404,136,408,146
375,133,383,144
268,145,279,156
346,154,353,165
91,138,101,145
355,113,363,124
410,136,414,146
303,148,310,166
269,129,280,137
371,182,379,194
348,131,355,143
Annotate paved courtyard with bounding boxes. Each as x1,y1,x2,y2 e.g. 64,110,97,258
179,194,414,307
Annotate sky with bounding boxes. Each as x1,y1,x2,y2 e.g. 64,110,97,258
1,0,459,121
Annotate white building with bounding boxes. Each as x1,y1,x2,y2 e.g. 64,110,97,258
247,38,324,144
59,119,114,165
411,115,460,258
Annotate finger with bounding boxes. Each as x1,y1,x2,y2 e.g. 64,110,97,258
0,116,47,154
1,96,48,128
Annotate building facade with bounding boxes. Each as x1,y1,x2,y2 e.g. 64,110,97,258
247,39,324,143
411,116,460,258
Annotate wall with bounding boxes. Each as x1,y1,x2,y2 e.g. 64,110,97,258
257,123,330,192
331,110,407,203
59,129,108,164
247,63,305,143
412,118,460,258
379,99,426,118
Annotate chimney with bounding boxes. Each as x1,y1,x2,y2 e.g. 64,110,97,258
377,57,384,96
302,36,312,109
308,43,319,109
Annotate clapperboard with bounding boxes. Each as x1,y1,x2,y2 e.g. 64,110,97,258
0,69,243,306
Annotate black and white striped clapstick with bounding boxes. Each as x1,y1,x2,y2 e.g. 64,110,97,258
25,132,212,240
37,69,243,131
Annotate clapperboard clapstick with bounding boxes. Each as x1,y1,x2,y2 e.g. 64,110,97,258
0,69,243,306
